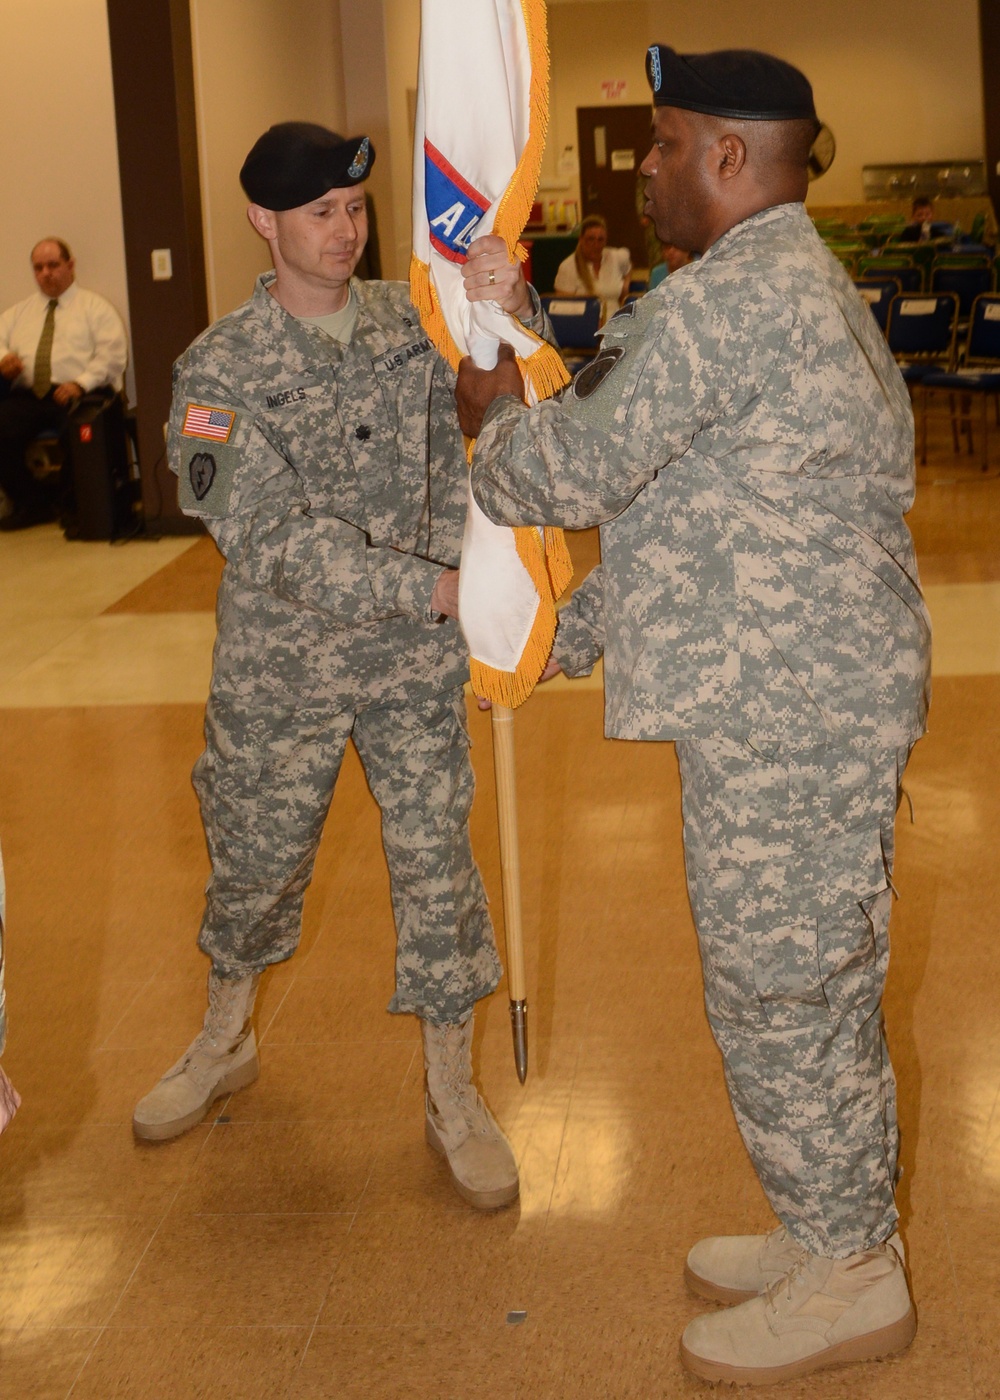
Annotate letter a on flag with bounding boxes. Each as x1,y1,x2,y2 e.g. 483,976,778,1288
410,0,573,708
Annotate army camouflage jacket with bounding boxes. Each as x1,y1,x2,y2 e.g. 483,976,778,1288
471,202,931,748
169,274,470,708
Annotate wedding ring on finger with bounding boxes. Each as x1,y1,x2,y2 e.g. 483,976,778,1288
488,269,496,285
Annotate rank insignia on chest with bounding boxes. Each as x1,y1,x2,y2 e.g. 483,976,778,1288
181,403,236,442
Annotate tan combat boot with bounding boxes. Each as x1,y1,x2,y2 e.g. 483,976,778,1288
421,1012,519,1210
132,971,260,1142
680,1241,916,1386
685,1225,906,1304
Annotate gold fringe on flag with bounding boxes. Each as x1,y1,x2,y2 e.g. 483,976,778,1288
494,0,552,257
411,250,573,709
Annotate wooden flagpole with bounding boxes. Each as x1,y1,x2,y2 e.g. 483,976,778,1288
490,703,528,1081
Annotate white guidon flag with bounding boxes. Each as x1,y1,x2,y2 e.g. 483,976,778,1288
410,0,572,708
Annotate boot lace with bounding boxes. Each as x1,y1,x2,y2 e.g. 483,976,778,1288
764,1254,809,1311
425,1020,488,1134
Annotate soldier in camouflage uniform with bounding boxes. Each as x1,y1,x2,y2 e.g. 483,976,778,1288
457,47,931,1385
133,122,542,1212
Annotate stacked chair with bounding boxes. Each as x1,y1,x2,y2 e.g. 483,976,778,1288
886,293,960,462
929,259,993,327
810,211,998,468
922,293,1000,469
857,253,922,291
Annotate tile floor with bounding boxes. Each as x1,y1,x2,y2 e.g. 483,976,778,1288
0,404,998,1397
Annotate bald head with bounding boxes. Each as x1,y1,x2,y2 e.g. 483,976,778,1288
697,113,818,202
640,105,818,254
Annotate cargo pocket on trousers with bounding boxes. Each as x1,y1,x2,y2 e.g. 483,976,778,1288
751,825,889,1029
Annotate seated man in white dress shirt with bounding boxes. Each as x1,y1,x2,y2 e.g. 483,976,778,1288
0,238,128,531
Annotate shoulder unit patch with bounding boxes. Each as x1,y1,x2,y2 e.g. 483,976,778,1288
573,344,626,400
189,452,216,501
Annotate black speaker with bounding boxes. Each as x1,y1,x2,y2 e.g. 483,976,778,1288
63,394,141,541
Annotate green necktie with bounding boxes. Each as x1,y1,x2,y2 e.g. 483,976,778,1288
32,298,58,398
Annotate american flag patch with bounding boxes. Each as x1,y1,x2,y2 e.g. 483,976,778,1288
181,404,236,442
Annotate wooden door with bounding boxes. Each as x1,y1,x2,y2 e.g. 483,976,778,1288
576,105,653,269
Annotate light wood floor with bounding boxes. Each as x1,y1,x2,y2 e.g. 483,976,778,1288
0,402,999,1398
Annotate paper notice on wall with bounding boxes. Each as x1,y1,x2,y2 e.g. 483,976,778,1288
557,146,579,178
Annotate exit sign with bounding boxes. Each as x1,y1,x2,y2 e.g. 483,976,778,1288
601,80,627,101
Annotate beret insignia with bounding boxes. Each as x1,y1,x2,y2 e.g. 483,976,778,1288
647,45,662,95
240,123,376,209
348,137,371,180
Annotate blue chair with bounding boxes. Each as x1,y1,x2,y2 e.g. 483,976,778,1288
857,255,922,292
951,243,992,256
887,293,959,373
930,264,993,322
886,293,959,461
540,295,603,368
923,294,1000,469
853,277,901,334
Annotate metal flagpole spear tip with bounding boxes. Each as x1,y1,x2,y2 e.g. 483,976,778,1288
510,999,528,1084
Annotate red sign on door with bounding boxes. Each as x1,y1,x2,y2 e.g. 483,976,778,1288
79,424,93,442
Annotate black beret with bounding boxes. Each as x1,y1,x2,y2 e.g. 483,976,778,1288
240,122,375,210
645,46,816,121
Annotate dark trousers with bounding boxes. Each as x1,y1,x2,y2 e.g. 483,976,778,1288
0,389,69,510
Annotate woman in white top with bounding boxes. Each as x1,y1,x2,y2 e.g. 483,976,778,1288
553,215,632,325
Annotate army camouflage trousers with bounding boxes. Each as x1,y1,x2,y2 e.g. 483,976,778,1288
676,736,912,1258
192,685,502,1026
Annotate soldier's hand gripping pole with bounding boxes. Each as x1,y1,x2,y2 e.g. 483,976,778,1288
490,703,528,1082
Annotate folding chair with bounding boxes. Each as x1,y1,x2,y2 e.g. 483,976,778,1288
858,215,906,240
853,277,901,334
923,294,1000,469
857,255,922,292
935,251,992,267
813,218,854,239
886,293,959,461
540,295,603,369
930,264,993,324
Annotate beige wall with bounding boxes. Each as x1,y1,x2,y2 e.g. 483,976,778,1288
0,0,984,369
383,0,424,281
339,1,398,282
190,0,348,319
0,0,132,394
375,0,985,267
544,0,984,207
